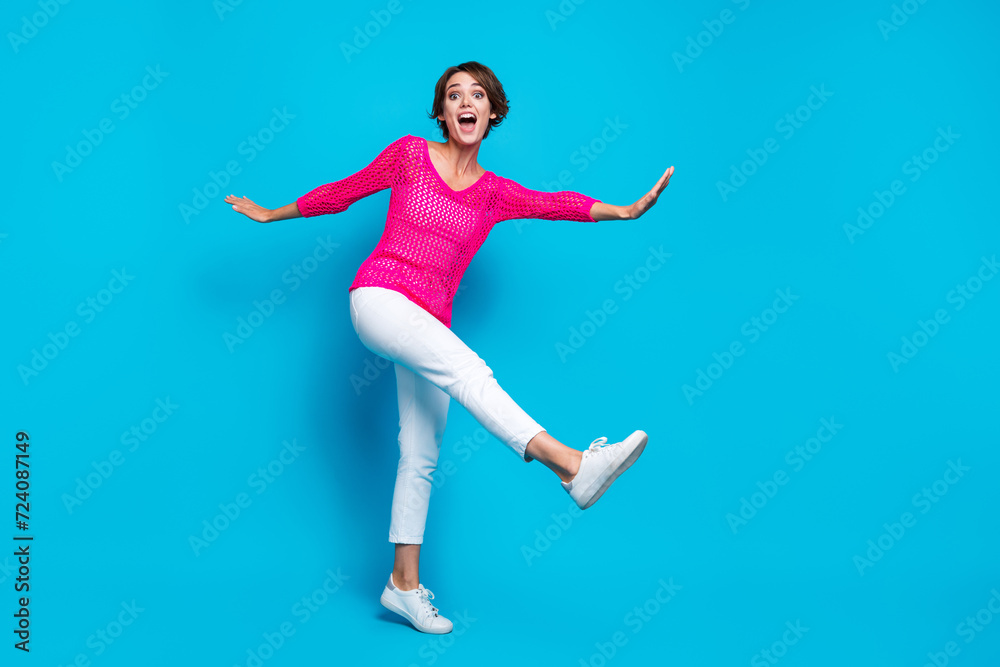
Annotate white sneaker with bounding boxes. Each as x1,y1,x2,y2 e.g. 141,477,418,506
380,575,454,634
562,430,648,510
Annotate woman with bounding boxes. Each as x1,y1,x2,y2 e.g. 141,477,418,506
225,61,673,635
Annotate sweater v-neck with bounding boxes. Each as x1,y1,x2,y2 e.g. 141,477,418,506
422,138,490,194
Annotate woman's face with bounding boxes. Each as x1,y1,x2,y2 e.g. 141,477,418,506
438,71,496,144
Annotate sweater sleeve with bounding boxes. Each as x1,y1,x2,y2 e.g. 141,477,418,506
296,135,408,217
493,177,601,223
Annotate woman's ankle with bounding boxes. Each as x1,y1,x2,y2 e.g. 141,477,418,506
562,449,583,480
391,571,419,591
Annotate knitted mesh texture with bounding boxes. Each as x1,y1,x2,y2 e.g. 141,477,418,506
296,134,600,328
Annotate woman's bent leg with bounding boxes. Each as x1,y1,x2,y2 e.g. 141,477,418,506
350,286,544,461
389,362,450,545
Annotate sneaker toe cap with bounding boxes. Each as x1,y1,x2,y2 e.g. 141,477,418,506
430,615,453,633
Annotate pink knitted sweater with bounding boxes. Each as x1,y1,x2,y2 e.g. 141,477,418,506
296,134,601,328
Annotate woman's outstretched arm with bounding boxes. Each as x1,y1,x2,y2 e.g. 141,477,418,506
224,134,410,224
590,165,674,221
494,164,675,224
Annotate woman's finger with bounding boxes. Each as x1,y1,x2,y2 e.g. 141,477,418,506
653,167,673,197
660,166,673,187
650,169,669,195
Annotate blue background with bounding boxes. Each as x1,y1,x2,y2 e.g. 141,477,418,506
2,0,998,665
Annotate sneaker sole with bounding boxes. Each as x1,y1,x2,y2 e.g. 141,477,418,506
380,591,453,634
577,430,648,510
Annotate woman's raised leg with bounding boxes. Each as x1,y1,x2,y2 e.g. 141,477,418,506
351,286,555,464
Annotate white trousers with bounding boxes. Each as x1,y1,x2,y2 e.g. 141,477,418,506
349,286,545,544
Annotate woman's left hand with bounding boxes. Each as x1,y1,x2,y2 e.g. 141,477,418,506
627,166,674,220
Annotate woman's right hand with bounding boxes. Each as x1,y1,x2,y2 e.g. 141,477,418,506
224,194,273,223
626,165,673,220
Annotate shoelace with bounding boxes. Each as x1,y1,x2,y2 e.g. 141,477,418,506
587,436,610,453
416,584,440,618
565,437,612,488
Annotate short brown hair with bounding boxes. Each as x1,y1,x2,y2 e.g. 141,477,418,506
428,61,509,141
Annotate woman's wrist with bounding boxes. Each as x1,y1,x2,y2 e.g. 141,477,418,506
590,201,633,221
267,202,303,223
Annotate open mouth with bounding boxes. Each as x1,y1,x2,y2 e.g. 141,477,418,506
458,112,477,132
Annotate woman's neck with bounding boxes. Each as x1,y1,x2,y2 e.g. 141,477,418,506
439,137,484,176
